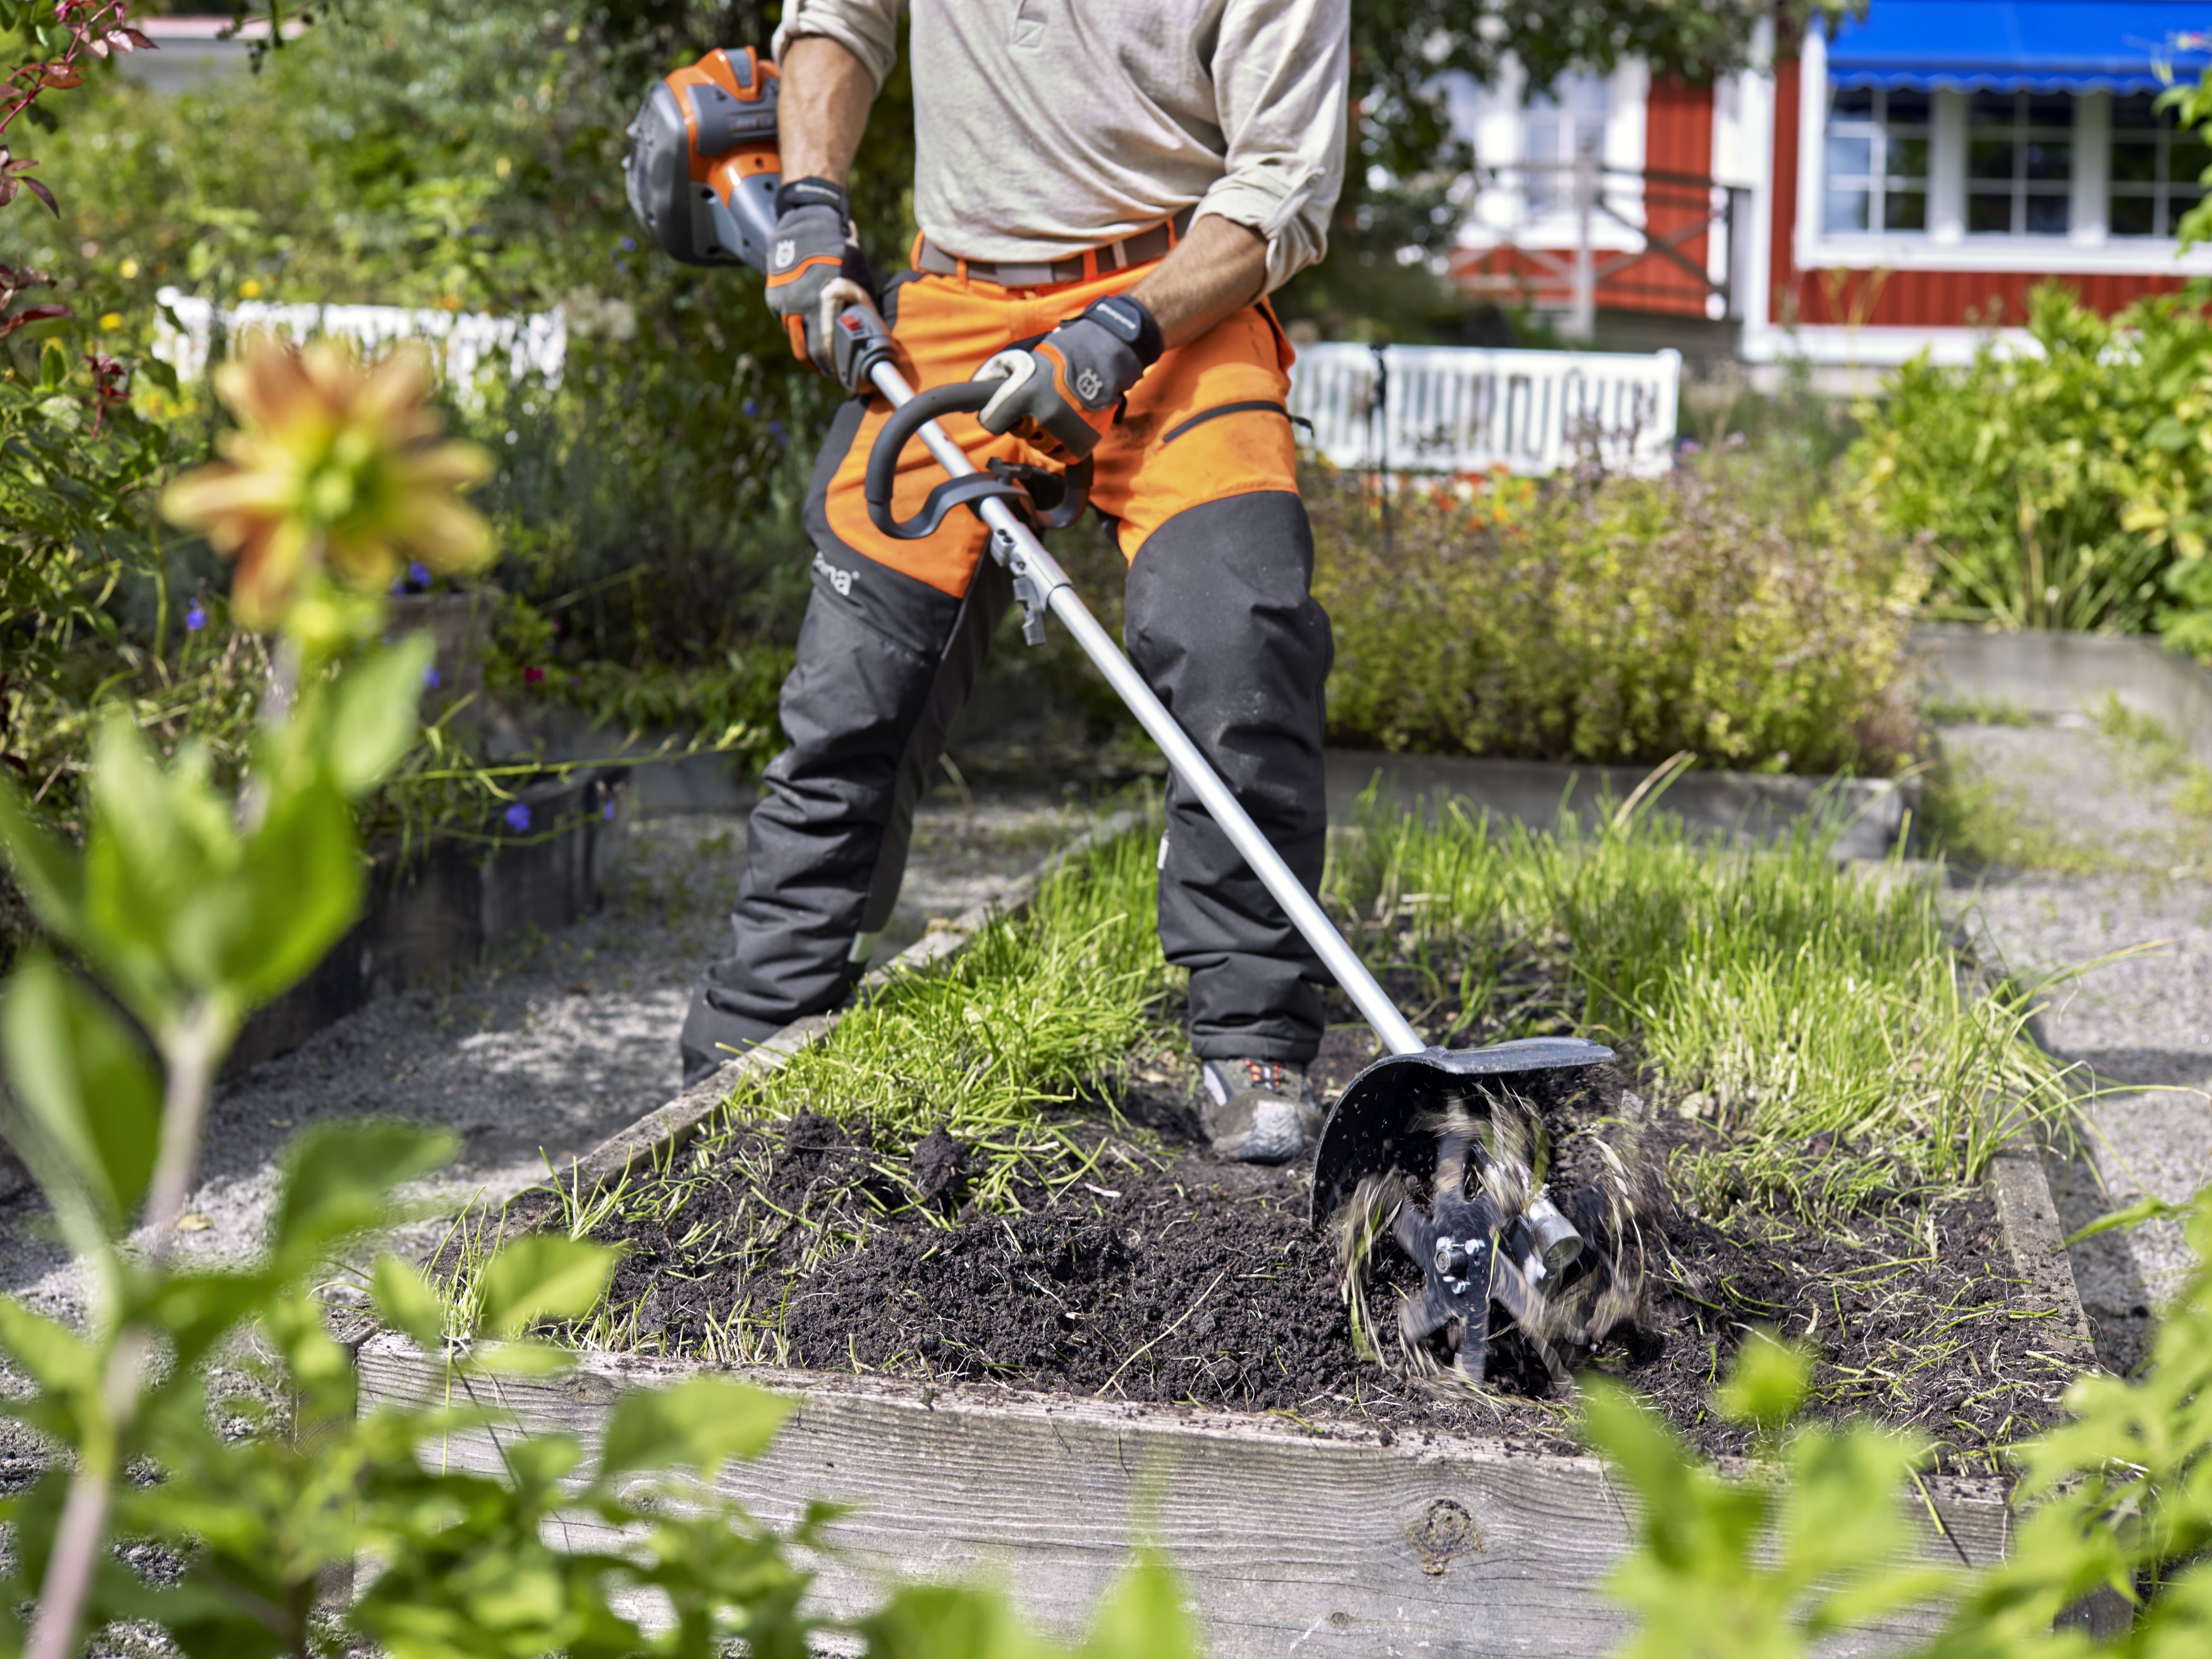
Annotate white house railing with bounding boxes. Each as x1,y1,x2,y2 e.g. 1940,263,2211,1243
1286,343,1681,477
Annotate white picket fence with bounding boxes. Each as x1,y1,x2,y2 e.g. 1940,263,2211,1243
153,288,569,396
1287,343,1681,477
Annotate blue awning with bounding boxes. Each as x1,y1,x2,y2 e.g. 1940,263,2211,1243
1828,1,2212,94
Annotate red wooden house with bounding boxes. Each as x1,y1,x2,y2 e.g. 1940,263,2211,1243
1448,1,2212,368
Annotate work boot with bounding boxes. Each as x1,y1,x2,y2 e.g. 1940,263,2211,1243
1196,1057,1325,1164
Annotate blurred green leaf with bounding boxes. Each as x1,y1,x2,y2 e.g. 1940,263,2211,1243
461,1339,583,1377
0,777,85,945
1715,1329,1811,1432
325,635,433,799
0,956,161,1231
856,1583,1064,1659
370,1253,446,1351
272,1121,456,1262
2065,1193,2191,1245
0,1298,96,1399
219,772,363,1008
475,1235,614,1338
147,1267,290,1374
598,1376,793,1482
1079,1550,1202,1659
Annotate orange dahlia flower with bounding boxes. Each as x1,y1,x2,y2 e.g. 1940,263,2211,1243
161,332,494,629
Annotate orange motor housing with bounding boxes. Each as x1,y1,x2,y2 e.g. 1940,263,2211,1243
624,46,782,270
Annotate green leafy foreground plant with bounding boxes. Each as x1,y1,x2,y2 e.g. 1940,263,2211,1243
0,331,1201,1656
1591,1188,2212,1656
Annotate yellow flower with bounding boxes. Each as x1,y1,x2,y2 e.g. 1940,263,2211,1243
118,257,140,280
161,332,494,630
240,278,263,298
97,312,122,331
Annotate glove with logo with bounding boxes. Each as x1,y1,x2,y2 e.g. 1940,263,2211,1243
975,293,1164,461
764,176,877,377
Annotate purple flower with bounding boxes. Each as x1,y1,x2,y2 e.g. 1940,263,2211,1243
423,664,441,688
504,803,532,833
742,398,758,418
602,798,616,822
767,419,783,437
408,561,430,585
184,603,207,633
620,236,636,252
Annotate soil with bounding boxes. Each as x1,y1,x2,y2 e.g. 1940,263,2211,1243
579,1022,2081,1473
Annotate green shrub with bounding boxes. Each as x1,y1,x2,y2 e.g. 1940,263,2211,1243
1310,451,1926,775
26,0,889,665
1849,282,2212,640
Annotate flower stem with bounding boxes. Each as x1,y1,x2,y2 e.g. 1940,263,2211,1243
23,999,224,1659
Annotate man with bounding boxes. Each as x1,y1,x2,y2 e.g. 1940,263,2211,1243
680,0,1351,1164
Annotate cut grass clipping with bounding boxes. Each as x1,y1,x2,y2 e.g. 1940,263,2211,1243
551,795,2081,1342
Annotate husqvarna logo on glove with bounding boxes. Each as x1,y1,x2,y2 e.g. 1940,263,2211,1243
1074,367,1105,403
773,238,796,270
813,549,856,597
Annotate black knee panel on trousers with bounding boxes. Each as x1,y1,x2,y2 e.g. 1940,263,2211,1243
678,554,1011,1086
1124,491,1334,1064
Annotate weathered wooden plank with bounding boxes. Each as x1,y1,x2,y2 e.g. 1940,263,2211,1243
359,1334,2014,1658
1989,1146,2096,1358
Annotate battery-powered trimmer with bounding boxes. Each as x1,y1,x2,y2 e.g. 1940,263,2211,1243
626,50,1649,1387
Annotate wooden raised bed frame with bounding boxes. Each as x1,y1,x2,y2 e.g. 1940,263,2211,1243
356,820,2094,1658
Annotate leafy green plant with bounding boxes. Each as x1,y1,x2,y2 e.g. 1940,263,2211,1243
1849,283,2212,640
0,324,1205,1658
1586,1330,1950,1659
1593,1188,2212,1657
1309,449,1927,775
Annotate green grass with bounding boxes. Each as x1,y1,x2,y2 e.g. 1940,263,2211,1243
2091,694,2212,824
708,826,1175,1208
1924,692,2039,728
1324,792,2084,1216
1916,759,2123,877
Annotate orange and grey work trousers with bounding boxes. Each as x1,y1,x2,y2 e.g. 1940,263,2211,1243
680,252,1335,1086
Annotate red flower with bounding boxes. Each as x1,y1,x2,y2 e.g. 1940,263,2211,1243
523,665,546,685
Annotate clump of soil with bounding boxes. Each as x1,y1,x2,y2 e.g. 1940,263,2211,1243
580,1026,2077,1471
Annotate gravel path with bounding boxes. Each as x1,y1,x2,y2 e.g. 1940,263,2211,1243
0,786,1093,1325
1939,716,2212,1373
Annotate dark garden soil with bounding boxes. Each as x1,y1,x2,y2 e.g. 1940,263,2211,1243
574,1022,2082,1474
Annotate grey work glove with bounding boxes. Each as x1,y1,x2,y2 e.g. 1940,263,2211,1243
765,176,877,377
976,293,1164,461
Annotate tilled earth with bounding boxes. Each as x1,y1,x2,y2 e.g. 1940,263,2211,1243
581,1028,2081,1473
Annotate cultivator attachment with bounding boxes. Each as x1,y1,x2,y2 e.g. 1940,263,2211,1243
1313,1040,1653,1389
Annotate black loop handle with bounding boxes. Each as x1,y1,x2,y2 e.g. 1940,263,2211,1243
863,380,999,538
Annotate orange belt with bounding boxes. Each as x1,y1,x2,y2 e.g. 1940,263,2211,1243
914,207,1194,288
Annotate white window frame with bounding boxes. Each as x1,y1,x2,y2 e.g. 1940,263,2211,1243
1820,85,1932,236
1453,59,1650,253
2105,90,2209,240
1796,26,2212,273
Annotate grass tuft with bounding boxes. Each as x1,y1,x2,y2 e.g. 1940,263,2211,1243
1324,789,2084,1216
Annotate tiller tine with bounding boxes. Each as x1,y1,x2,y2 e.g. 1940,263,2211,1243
1316,1038,1633,1387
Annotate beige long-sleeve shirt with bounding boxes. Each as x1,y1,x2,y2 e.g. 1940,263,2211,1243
772,0,1349,293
